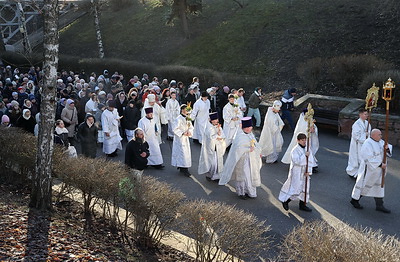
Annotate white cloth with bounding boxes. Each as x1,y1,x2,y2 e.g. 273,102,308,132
190,98,210,143
346,118,371,177
281,112,319,166
279,144,316,203
222,103,243,147
101,109,122,154
198,122,226,179
259,107,284,163
85,99,98,114
165,98,180,137
351,138,392,200
138,116,163,166
141,100,166,144
237,96,246,111
219,130,262,196
171,115,194,168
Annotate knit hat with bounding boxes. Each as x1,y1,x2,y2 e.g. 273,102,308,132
1,115,10,124
10,100,19,108
28,94,36,100
223,86,230,93
98,91,106,96
66,99,74,105
289,88,297,94
12,92,18,97
147,94,156,102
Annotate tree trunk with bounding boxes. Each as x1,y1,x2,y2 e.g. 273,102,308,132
92,0,105,59
30,0,59,210
178,0,190,39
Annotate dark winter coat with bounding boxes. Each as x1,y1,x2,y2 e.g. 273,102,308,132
125,138,150,170
16,115,36,134
123,106,140,130
77,121,98,158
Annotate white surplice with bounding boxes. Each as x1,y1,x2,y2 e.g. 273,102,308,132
351,138,392,200
259,107,285,163
281,112,319,166
141,99,167,144
138,116,163,166
198,122,226,180
219,130,262,197
279,144,316,203
346,118,371,178
165,98,181,137
191,98,210,144
171,115,194,168
222,103,243,147
101,108,122,154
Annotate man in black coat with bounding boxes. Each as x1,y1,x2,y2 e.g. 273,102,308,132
77,114,98,158
125,128,150,172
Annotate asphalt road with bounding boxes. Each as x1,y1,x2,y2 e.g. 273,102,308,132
87,125,400,250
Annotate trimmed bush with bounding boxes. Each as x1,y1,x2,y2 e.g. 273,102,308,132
124,175,186,247
177,199,271,262
280,220,400,262
297,57,326,93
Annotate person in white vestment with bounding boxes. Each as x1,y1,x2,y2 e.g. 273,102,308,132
165,90,180,140
101,100,122,157
198,112,226,181
138,107,164,169
191,92,211,144
223,94,243,148
346,108,371,179
237,88,246,113
281,108,319,172
219,117,262,200
350,129,392,213
259,100,285,163
141,94,167,144
279,133,315,212
171,104,194,176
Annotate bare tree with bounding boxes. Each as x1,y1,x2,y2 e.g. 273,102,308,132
91,0,105,59
167,0,202,39
30,0,59,210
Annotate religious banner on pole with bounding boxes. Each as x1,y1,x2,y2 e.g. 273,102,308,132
364,83,379,138
303,103,314,205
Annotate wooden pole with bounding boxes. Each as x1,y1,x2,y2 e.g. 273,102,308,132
304,123,311,204
366,109,371,139
381,101,390,188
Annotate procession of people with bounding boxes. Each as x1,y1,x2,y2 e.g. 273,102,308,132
0,65,394,214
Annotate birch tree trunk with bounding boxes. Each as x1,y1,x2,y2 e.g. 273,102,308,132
30,0,59,210
92,0,105,59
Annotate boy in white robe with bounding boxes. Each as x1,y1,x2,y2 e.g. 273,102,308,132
191,92,211,144
279,133,316,212
165,90,180,140
346,108,371,178
138,107,164,169
171,104,194,176
101,100,122,157
198,112,226,181
219,117,262,200
281,108,319,172
223,94,243,148
259,100,285,163
350,129,392,213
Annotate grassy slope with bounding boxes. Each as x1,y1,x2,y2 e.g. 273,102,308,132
59,0,400,86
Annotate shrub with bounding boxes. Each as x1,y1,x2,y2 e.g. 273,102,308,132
280,220,400,262
125,175,185,247
177,199,271,262
297,57,326,93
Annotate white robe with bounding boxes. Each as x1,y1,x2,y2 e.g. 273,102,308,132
191,99,210,143
346,118,371,177
171,115,194,168
141,100,167,144
259,107,285,163
219,130,262,197
101,109,122,154
237,96,246,111
85,99,98,114
198,122,226,180
165,98,180,137
351,138,392,200
279,144,316,203
138,116,163,166
281,112,319,166
222,103,243,147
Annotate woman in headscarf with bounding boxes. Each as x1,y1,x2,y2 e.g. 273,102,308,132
16,109,36,134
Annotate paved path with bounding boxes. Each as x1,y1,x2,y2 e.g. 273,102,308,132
88,126,400,248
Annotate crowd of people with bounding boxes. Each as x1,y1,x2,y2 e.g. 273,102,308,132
0,65,392,214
